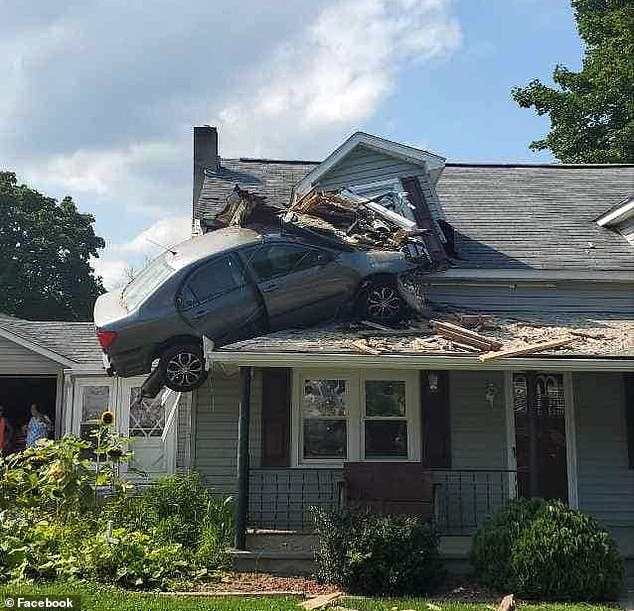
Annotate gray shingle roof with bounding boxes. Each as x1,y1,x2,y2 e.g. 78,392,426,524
196,159,633,272
437,164,634,272
0,318,102,367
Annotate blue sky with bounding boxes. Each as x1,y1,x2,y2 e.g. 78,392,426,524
0,0,583,288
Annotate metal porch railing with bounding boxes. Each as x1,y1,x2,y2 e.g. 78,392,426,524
248,467,517,534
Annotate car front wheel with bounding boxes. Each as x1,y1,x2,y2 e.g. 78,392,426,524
158,343,208,392
358,279,406,324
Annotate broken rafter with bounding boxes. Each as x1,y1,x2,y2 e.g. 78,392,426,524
479,337,576,363
348,339,383,355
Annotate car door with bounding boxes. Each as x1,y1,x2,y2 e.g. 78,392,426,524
177,253,265,345
243,242,356,330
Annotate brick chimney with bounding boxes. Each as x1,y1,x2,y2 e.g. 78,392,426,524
193,126,219,217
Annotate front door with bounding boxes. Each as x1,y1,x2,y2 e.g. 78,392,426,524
513,372,568,501
119,379,178,478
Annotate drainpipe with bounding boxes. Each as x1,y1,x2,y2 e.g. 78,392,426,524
234,366,252,550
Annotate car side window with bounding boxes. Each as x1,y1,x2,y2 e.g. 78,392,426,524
248,244,329,281
185,255,245,304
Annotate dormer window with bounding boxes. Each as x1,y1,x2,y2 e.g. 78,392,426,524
595,197,634,245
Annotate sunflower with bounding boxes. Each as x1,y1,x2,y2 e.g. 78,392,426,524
100,410,115,426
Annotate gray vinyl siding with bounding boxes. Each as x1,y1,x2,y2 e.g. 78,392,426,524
315,146,444,220
573,372,634,557
0,336,61,375
421,279,634,314
449,371,508,469
192,367,262,493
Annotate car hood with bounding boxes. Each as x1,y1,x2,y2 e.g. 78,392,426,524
94,288,128,328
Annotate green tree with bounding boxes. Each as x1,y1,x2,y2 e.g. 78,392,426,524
0,171,105,321
512,0,634,163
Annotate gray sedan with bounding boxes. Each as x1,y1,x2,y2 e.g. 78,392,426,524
94,227,416,392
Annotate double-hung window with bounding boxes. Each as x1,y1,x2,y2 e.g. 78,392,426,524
294,370,419,465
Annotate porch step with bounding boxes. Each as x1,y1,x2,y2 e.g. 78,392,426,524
234,533,473,577
246,531,317,553
231,549,315,576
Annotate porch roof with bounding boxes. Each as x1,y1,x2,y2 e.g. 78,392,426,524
209,312,634,371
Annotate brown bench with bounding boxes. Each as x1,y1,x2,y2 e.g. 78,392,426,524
342,462,435,520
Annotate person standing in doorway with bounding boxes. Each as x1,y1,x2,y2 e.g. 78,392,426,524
25,404,52,449
0,406,13,455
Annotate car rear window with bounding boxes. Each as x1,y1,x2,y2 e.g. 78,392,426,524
123,253,176,311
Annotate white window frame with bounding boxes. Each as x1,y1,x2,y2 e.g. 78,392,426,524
292,368,420,468
70,377,115,439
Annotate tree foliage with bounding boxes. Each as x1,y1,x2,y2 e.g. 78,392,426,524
0,171,105,321
512,0,634,163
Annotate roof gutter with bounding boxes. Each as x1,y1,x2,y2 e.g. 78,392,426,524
207,349,634,372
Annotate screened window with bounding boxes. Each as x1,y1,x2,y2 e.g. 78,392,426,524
129,387,165,438
364,380,408,458
295,371,418,465
186,255,245,303
301,378,348,460
249,245,325,281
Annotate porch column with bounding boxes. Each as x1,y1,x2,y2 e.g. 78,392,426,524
234,366,252,550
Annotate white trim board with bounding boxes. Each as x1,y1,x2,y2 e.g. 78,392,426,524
0,326,75,367
208,350,634,373
596,197,634,227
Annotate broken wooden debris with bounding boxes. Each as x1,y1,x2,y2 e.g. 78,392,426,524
287,188,432,262
479,337,576,363
430,320,504,352
497,594,515,611
348,339,383,355
300,591,343,610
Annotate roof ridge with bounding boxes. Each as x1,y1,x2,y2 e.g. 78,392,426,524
445,162,634,168
225,157,320,165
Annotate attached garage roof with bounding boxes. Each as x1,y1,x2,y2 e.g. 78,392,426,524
0,317,103,368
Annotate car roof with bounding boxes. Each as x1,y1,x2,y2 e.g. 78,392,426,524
169,227,263,269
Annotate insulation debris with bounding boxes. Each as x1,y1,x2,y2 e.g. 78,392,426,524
218,313,634,359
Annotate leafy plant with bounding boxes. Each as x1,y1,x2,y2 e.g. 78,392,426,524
471,498,624,601
314,507,442,596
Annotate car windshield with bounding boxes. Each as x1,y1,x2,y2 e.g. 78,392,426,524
122,253,176,311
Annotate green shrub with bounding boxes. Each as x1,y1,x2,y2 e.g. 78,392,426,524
510,501,623,600
471,498,624,601
80,528,204,590
470,497,543,590
314,508,442,596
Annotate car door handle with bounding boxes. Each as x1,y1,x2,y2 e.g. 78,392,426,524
260,281,279,294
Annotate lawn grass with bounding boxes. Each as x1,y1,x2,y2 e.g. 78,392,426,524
0,581,301,611
341,596,618,610
0,583,618,611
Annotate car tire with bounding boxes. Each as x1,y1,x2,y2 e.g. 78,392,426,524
158,343,208,392
358,278,406,324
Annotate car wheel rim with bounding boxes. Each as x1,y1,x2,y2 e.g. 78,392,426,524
367,286,401,320
165,351,203,387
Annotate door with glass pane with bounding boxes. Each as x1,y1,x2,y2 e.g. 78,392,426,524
119,379,177,477
513,372,568,501
72,381,113,458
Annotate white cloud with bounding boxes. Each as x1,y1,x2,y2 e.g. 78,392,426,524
94,215,192,290
1,0,461,287
215,0,461,157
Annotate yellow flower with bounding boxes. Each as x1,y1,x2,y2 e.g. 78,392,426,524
100,410,115,426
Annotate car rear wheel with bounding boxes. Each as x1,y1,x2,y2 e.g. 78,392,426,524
158,343,208,392
358,279,405,324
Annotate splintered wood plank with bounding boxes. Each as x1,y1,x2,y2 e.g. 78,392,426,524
348,340,382,355
479,338,576,363
300,591,343,610
497,593,515,611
